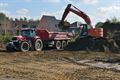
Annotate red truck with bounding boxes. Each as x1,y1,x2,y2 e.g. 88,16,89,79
6,28,70,52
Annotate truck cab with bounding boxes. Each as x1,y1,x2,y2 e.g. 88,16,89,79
21,28,36,38
6,28,43,52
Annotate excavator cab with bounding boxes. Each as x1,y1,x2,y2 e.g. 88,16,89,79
66,23,91,37
80,24,90,36
78,24,103,38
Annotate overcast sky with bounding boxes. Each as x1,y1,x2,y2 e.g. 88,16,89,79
0,0,120,25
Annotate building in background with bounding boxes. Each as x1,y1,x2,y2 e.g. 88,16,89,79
0,13,12,35
0,13,39,35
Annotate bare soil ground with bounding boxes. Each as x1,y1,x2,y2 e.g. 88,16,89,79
0,49,120,80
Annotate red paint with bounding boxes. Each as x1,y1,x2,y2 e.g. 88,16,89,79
36,29,70,41
15,35,26,41
88,28,103,38
36,29,49,41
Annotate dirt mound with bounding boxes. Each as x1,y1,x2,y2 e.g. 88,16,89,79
65,37,95,51
65,37,120,53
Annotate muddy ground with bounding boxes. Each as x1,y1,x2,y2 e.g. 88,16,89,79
0,49,120,80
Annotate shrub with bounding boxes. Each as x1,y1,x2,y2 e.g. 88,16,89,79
0,34,12,44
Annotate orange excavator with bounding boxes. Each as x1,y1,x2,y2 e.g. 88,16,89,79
59,4,103,38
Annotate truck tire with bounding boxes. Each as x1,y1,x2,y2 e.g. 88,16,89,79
20,41,30,52
6,46,15,52
62,41,67,49
55,41,62,50
6,42,16,52
35,39,43,51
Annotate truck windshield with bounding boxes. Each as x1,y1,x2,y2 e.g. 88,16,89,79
21,30,36,37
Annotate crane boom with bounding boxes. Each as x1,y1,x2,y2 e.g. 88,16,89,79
61,4,92,26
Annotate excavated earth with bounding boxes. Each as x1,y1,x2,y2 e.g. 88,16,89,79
0,48,120,80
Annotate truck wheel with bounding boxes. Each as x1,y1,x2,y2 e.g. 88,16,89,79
6,46,15,52
67,40,70,45
6,42,16,52
20,41,30,52
35,39,43,51
55,41,62,50
62,41,67,49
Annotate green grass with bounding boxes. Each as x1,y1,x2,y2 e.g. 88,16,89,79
0,34,12,44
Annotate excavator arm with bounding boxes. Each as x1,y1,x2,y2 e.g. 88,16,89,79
60,4,103,38
60,4,92,27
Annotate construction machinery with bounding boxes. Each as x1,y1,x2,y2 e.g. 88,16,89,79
59,4,103,38
59,4,105,51
6,4,119,52
5,4,103,52
6,27,70,52
6,28,43,52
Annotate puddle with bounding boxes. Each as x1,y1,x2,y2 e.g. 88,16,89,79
95,57,120,64
0,75,16,80
77,59,120,71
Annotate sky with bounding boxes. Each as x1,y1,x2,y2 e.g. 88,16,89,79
0,0,120,25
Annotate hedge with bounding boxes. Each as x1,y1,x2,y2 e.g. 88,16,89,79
0,34,12,44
